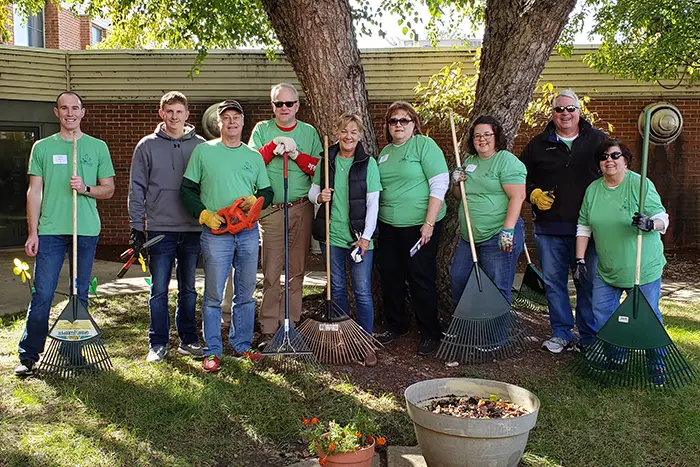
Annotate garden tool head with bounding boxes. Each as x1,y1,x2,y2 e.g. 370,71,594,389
513,264,548,313
212,196,264,235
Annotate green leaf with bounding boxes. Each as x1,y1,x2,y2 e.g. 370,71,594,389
89,277,98,296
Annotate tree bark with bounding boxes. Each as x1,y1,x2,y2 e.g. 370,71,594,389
472,0,577,148
260,0,378,156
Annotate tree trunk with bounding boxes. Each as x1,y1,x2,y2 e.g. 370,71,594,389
472,0,577,148
260,0,378,155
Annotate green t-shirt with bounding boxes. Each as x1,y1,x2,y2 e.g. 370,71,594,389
27,133,115,236
248,119,323,203
556,134,576,150
458,150,526,243
578,171,666,288
183,140,270,211
313,156,382,249
377,135,448,227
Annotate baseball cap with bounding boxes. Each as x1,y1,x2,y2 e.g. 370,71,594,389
217,100,244,115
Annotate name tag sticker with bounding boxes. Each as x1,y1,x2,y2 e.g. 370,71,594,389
465,164,477,173
53,155,68,165
378,155,389,164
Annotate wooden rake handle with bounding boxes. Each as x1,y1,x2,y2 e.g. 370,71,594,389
324,135,331,301
449,113,478,265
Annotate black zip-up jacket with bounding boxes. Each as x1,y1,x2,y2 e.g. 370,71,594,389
312,142,372,242
520,119,606,236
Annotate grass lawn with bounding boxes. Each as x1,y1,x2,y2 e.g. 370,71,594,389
0,292,698,467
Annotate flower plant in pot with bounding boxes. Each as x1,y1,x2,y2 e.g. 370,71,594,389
302,411,386,466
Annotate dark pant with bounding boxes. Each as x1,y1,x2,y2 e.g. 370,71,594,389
147,230,201,348
377,220,443,340
18,235,98,364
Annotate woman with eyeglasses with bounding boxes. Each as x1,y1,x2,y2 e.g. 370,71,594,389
451,115,526,305
575,138,668,337
374,101,449,357
309,113,382,366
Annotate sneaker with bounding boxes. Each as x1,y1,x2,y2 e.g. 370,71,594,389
202,355,221,373
257,333,275,351
14,360,34,377
649,365,667,387
363,350,378,367
374,330,409,345
178,342,203,358
573,342,592,354
146,346,168,363
418,338,440,356
541,337,576,354
233,349,263,362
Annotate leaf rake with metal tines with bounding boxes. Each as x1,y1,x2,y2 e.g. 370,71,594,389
297,136,381,365
38,132,112,377
571,108,695,390
512,242,548,313
435,113,528,364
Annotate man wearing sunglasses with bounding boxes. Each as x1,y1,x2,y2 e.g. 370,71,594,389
248,83,323,349
520,89,606,354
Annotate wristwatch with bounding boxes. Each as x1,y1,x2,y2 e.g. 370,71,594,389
84,185,91,194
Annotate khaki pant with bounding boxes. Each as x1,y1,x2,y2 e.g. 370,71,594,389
259,201,313,333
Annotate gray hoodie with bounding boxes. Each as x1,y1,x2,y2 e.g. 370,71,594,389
128,122,206,232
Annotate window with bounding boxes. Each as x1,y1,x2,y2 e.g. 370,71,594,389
91,25,104,45
13,9,45,47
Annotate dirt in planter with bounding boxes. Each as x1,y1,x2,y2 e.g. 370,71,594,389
425,395,528,419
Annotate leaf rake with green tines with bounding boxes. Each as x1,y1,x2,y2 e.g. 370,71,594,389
571,108,695,390
512,243,548,313
436,113,528,364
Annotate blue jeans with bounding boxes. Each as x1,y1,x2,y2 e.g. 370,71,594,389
592,274,662,329
535,234,597,345
200,226,259,357
451,218,524,304
322,244,374,334
147,230,201,348
18,235,99,364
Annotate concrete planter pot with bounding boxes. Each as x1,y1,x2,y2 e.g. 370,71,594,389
404,378,540,467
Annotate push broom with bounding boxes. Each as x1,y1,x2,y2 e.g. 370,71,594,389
259,150,317,371
297,136,381,365
435,113,528,364
38,132,112,377
572,109,696,389
512,241,548,313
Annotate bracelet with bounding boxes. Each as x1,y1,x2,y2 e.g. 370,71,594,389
424,220,434,227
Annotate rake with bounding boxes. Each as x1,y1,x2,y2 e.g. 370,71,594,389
38,132,112,377
435,113,528,364
512,242,548,313
571,109,696,389
259,151,317,371
297,136,381,365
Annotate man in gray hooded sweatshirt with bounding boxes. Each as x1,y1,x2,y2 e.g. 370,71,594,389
129,91,206,362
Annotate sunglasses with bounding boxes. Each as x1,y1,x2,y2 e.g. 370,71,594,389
272,101,297,108
598,151,623,161
388,117,413,126
554,105,579,113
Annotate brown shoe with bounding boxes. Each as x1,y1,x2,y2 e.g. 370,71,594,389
257,333,275,351
363,350,378,367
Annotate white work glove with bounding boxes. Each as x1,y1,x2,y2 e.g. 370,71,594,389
273,142,287,156
272,136,297,153
287,149,299,160
452,166,467,184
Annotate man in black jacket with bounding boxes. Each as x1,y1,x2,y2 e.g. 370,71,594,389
520,89,606,353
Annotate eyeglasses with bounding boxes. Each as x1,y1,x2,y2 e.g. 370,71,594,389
272,101,297,108
554,105,579,113
598,151,623,161
473,133,495,141
388,117,413,126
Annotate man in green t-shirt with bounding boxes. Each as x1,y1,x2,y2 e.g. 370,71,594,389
181,100,273,373
248,83,323,348
15,91,116,377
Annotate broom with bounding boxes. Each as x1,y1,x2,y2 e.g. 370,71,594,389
512,242,548,313
38,132,112,377
259,150,317,371
297,136,381,365
571,109,696,389
435,113,528,364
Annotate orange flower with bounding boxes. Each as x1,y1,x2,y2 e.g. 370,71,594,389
328,442,336,452
377,437,386,446
319,459,326,466
303,419,311,425
311,417,319,424
355,432,362,438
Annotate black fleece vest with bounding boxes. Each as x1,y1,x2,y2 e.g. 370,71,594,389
312,142,372,243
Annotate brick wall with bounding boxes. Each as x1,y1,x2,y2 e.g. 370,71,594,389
79,16,91,49
80,98,700,249
42,2,85,50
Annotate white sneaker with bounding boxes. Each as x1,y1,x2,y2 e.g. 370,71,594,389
146,346,168,363
541,337,575,354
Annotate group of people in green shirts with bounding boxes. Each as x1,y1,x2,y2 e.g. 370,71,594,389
14,86,669,382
